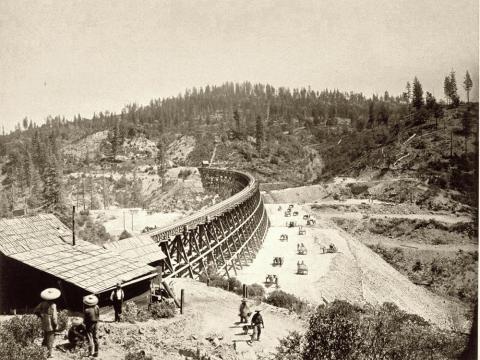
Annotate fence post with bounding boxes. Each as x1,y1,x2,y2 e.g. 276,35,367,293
180,289,185,315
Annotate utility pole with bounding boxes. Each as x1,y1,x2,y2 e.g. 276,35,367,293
72,206,76,246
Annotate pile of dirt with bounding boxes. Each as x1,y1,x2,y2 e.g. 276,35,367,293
262,184,330,203
148,167,223,213
122,136,158,158
63,131,109,160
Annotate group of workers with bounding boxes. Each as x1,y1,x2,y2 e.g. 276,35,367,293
33,282,125,358
238,299,265,342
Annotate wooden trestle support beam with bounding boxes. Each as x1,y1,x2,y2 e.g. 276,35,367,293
151,168,269,280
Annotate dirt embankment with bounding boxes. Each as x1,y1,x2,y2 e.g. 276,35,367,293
52,279,304,360
237,203,470,332
332,216,475,246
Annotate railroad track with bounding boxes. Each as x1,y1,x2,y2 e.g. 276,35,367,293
145,167,269,279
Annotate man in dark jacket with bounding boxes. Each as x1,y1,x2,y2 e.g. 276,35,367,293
67,318,86,350
83,294,100,358
251,309,264,341
110,282,125,322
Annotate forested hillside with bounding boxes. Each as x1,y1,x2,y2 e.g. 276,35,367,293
0,73,477,221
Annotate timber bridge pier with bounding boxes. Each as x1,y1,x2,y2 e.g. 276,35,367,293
146,167,269,279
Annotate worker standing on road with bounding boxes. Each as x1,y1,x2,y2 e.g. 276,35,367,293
34,288,60,358
251,309,264,341
83,294,100,358
239,299,250,323
110,281,124,322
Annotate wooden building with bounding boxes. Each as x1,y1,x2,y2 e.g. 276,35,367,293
103,234,165,270
0,214,158,313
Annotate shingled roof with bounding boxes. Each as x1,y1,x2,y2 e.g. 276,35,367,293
103,234,166,264
0,214,157,294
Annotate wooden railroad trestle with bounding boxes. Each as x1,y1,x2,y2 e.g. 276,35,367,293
146,168,269,280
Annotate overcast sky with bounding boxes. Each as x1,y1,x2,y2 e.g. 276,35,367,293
0,0,478,131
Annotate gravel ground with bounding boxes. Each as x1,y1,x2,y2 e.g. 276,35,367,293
236,203,469,331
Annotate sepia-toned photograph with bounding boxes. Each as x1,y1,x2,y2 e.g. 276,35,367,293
0,1,478,359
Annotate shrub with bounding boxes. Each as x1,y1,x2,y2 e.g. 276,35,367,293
1,315,42,345
270,156,279,165
412,260,423,272
208,275,230,290
348,183,369,196
122,301,150,323
274,331,303,360
125,350,153,360
0,336,47,360
149,302,176,319
303,300,363,359
228,277,242,294
57,309,69,332
119,230,132,240
0,315,47,360
289,300,467,360
265,290,308,314
178,169,193,180
247,283,265,298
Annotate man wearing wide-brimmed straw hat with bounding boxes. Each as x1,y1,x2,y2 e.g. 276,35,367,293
239,298,251,324
250,308,265,342
67,317,86,350
83,294,100,358
34,288,60,358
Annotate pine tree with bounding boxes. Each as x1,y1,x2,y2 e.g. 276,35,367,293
42,158,63,210
425,92,436,111
367,101,375,128
463,70,473,103
233,109,241,131
405,82,412,106
443,76,451,105
27,166,43,209
108,124,120,158
412,77,424,110
255,115,264,152
378,102,389,125
444,70,459,107
462,109,472,138
449,70,459,107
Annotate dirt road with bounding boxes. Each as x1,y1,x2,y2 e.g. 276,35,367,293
52,278,303,360
236,204,469,331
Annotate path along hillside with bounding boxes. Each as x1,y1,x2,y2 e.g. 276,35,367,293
50,278,303,360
